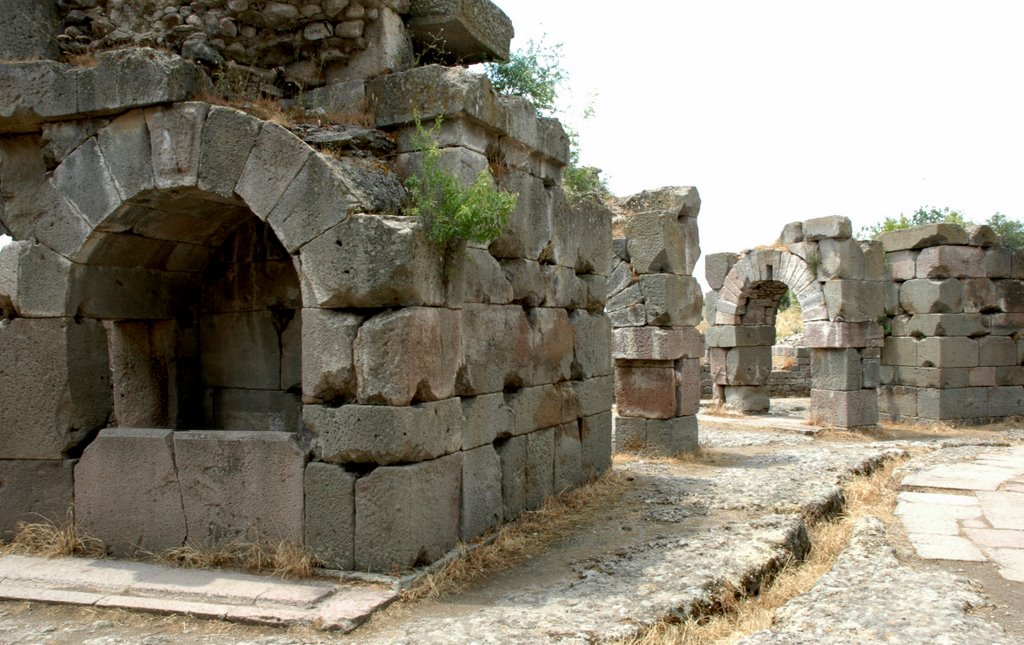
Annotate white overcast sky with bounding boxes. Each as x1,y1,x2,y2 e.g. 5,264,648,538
494,0,1024,287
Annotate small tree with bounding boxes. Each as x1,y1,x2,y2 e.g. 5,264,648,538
985,213,1024,249
483,39,565,117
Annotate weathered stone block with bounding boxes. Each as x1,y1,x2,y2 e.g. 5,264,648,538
724,385,769,413
615,363,676,419
355,453,462,571
918,337,979,368
887,250,919,281
725,346,773,386
0,460,73,540
304,462,355,570
301,309,361,403
894,367,969,389
985,247,1013,279
354,307,461,406
461,392,513,450
197,106,261,199
802,321,884,348
987,313,1024,336
917,387,988,420
916,246,986,279
675,358,702,417
146,102,209,190
969,367,997,387
704,325,775,348
541,265,587,309
816,238,865,280
406,0,514,64
640,274,703,326
0,0,58,60
455,248,514,305
553,423,584,493
996,280,1024,313
879,224,969,252
573,375,614,418
206,388,301,434
0,318,110,460
811,348,863,391
97,110,155,201
300,215,445,308
307,398,461,465
861,240,888,281
580,412,612,478
996,366,1024,386
0,241,72,317
882,336,919,366
963,278,999,313
977,336,1017,367
614,327,687,360
525,427,555,510
488,169,551,261
175,431,305,545
526,307,575,386
810,389,878,427
613,415,647,452
878,385,917,421
502,258,545,306
862,353,881,389
803,216,852,241
905,313,987,338
508,382,578,436
823,280,885,322
570,310,611,378
900,278,964,314
645,416,699,455
580,273,608,312
52,137,121,228
235,122,310,219
76,49,205,116
457,304,531,395
625,212,686,275
461,445,503,542
496,435,527,520
988,386,1023,417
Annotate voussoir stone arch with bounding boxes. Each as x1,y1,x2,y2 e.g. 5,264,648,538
714,248,827,326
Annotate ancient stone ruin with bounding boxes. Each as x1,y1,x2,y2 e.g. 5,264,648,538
0,0,613,572
705,216,1024,427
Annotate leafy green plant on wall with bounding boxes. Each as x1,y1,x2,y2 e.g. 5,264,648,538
404,116,518,247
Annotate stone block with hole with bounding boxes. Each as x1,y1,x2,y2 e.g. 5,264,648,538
458,304,531,395
354,453,462,571
306,398,462,466
625,212,687,275
917,337,979,368
916,246,987,279
900,278,964,314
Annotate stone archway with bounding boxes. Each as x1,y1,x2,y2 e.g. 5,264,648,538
705,216,886,428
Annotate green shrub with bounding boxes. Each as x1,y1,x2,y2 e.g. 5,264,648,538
404,117,517,247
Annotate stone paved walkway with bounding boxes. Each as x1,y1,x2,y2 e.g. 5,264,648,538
897,445,1024,582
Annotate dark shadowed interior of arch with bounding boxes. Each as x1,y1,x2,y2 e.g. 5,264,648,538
73,188,302,433
737,280,789,327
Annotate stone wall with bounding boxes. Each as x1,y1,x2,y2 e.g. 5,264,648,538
0,0,613,573
699,345,810,399
607,188,703,455
878,224,1024,423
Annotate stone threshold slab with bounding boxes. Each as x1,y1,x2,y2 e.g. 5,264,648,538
0,554,396,632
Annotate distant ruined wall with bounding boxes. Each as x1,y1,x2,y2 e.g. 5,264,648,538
606,188,704,455
0,0,612,574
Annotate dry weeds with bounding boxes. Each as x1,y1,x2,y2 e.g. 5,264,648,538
621,456,904,645
773,306,804,338
3,512,106,558
401,472,631,602
158,536,319,580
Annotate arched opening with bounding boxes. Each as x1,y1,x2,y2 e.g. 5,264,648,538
72,187,302,433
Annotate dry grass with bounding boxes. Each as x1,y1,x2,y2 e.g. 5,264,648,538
771,355,797,370
621,456,904,645
158,536,319,580
2,512,106,558
401,472,631,601
774,306,804,338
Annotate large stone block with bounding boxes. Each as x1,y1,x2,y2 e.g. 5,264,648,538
978,336,1018,367
502,258,545,306
704,325,775,348
461,445,503,542
802,321,884,348
553,423,584,494
327,6,414,83
570,310,612,378
526,307,575,386
301,309,362,403
988,386,1023,417
0,241,72,317
963,278,999,313
904,313,987,338
816,238,865,280
304,462,356,570
461,392,513,450
915,246,986,279
541,265,587,309
900,278,964,314
810,389,878,427
723,385,769,413
810,348,863,391
645,416,699,455
823,280,885,322
487,169,551,261
52,137,121,228
878,385,917,421
574,200,614,276
454,247,514,305
639,274,703,326
613,415,646,452
508,382,578,436
675,358,702,417
355,453,462,571
76,49,205,116
725,346,773,386
705,252,739,291
917,337,979,368
625,212,686,275
74,429,186,557
882,336,919,367
996,279,1024,313
986,247,1013,279
406,0,514,64
879,224,969,252
174,431,306,545
573,375,614,418
235,122,311,219
917,387,989,420
614,327,694,360
0,0,58,60
887,250,919,281
306,398,462,466
615,363,676,419
204,388,301,434
97,110,156,201
197,106,261,199
580,412,612,478
0,460,74,540
0,318,110,460
496,434,527,520
457,304,531,395
802,216,852,241
894,367,969,389
300,215,445,309
146,102,209,190
354,307,461,405
525,427,555,510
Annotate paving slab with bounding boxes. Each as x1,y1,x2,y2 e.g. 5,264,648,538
977,491,1024,530
963,528,1024,549
906,533,987,561
986,547,1024,582
0,554,396,633
901,462,1024,491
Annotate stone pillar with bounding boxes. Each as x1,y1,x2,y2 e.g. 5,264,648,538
608,187,703,455
0,0,59,61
